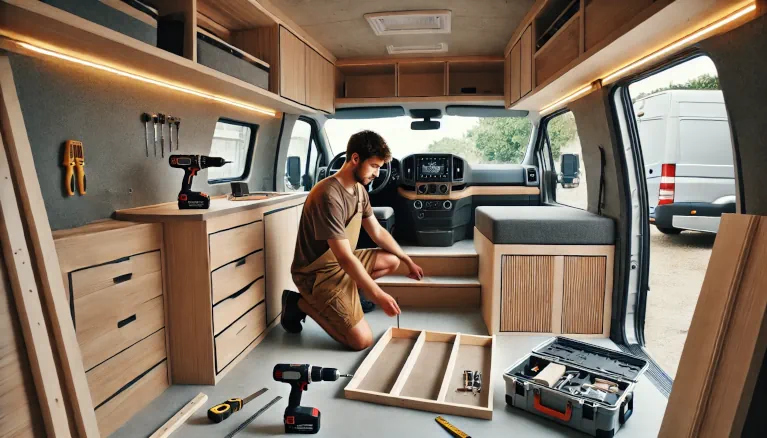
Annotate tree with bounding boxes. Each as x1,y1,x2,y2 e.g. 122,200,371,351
633,73,719,102
547,112,578,161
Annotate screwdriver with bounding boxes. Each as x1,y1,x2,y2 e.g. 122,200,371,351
208,388,268,423
141,113,151,157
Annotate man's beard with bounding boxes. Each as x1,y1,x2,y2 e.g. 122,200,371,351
353,167,368,185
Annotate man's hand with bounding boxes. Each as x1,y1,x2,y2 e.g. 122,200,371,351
405,259,424,280
372,291,401,317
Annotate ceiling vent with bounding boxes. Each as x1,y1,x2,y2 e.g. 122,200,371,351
365,10,452,36
386,43,448,55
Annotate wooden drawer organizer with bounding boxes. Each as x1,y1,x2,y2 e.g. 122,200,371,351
53,220,169,437
345,328,495,420
475,229,614,337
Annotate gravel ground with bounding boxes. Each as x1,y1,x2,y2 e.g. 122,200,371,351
644,226,716,378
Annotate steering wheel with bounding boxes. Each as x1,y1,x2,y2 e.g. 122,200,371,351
326,151,392,195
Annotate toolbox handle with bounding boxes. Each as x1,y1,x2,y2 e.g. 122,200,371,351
534,392,572,422
619,394,634,424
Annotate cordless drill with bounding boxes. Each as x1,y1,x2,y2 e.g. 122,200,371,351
273,364,353,434
169,155,229,209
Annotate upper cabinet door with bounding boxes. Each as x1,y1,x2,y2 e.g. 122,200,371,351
520,25,533,97
280,26,306,104
305,47,334,113
510,40,521,104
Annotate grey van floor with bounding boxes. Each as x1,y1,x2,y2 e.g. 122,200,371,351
113,308,668,438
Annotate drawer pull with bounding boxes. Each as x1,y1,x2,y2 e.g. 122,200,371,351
235,257,247,267
117,314,137,328
113,273,133,284
236,324,248,335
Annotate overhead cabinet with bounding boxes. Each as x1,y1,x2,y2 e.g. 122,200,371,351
506,25,533,107
277,26,334,112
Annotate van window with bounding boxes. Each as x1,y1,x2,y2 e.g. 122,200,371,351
545,111,587,210
208,119,256,183
284,118,320,192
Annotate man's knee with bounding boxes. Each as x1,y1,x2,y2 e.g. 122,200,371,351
381,251,400,272
345,326,373,351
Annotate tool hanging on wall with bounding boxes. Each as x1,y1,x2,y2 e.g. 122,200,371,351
174,117,181,150
151,113,159,157
435,416,472,438
208,388,268,423
158,113,166,158
73,141,86,195
167,115,175,151
141,113,151,157
62,140,76,196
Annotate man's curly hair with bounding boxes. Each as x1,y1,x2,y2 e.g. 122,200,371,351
346,130,392,163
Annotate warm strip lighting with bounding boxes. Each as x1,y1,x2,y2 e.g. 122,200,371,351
540,84,595,114
602,3,756,84
539,2,756,113
18,41,278,117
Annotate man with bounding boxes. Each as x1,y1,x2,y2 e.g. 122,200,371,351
281,130,424,351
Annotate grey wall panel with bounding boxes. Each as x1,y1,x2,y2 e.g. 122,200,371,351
9,53,282,231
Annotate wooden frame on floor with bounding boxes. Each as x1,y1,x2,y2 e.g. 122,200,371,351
345,327,495,420
475,227,613,337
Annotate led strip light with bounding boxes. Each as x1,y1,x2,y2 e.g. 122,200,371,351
540,2,757,114
17,41,278,117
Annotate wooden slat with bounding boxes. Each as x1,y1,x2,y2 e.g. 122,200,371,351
561,256,606,334
389,330,426,396
437,334,461,402
345,327,394,391
356,336,416,394
0,54,99,436
500,256,554,332
148,392,208,438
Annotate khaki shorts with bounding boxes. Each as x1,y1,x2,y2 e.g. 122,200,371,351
293,248,378,332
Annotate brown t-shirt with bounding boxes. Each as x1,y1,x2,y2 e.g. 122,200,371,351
292,177,373,273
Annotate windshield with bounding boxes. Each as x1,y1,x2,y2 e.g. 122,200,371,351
324,115,532,165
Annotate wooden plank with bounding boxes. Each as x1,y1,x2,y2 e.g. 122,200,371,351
500,255,554,332
392,255,477,277
380,285,479,308
100,0,158,27
345,327,394,391
561,256,606,334
163,221,215,385
148,392,208,438
510,41,521,103
389,330,426,396
197,11,232,42
279,26,306,104
660,214,767,438
551,256,564,334
345,388,492,420
0,54,99,436
437,334,461,402
209,220,264,270
520,25,533,97
336,95,505,106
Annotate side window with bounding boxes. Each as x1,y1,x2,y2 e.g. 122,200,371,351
546,111,587,210
284,118,321,192
207,119,257,183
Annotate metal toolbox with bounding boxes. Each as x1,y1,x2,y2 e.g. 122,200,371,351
504,337,648,438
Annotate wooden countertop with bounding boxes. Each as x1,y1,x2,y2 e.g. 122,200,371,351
114,193,307,222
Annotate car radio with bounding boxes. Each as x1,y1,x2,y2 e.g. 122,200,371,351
417,156,450,182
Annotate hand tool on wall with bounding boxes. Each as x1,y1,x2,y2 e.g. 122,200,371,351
435,416,472,438
169,154,230,209
174,117,181,150
152,114,159,157
73,141,86,195
223,396,282,438
62,140,76,196
207,388,267,423
167,115,175,151
158,113,166,158
141,113,151,157
273,364,353,434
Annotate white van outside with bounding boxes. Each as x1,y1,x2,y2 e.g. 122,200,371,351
634,90,736,234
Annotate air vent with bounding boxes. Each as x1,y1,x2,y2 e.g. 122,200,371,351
386,43,448,55
403,156,415,182
527,167,538,184
453,157,464,181
365,10,451,36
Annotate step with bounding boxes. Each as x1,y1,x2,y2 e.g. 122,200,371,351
394,240,479,277
376,275,480,308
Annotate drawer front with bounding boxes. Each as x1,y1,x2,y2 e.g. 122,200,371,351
70,251,161,301
95,360,169,437
213,278,265,336
215,303,266,373
211,250,264,305
75,273,164,370
87,329,166,407
209,221,264,271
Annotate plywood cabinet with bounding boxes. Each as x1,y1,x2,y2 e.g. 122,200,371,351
279,26,306,104
305,46,335,113
507,25,533,107
264,206,300,326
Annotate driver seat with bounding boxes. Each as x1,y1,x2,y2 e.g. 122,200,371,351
358,207,395,249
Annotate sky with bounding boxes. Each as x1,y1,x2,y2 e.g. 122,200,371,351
628,56,719,97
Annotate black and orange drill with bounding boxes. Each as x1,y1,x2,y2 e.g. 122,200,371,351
273,364,353,434
169,154,229,209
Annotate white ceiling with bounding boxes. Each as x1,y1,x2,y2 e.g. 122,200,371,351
267,0,535,59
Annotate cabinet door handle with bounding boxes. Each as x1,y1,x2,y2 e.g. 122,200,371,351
235,257,247,267
117,314,137,328
236,324,248,335
113,273,133,284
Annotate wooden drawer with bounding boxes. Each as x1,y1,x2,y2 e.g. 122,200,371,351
215,303,266,373
70,251,161,301
211,250,264,305
73,268,164,370
95,360,169,437
87,329,166,407
213,278,265,336
209,221,264,270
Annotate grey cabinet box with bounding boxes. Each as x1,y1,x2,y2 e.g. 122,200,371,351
196,32,270,91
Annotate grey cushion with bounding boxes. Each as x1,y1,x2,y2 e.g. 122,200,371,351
373,207,394,221
475,206,615,245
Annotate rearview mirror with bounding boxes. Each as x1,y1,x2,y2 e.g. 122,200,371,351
411,120,440,130
287,156,301,187
558,153,580,188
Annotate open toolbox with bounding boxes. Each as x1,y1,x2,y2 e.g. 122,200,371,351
504,337,648,437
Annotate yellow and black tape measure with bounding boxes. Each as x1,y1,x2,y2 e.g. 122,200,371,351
207,398,244,423
435,416,471,438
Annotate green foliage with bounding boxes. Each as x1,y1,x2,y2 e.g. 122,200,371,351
633,73,720,102
547,112,577,161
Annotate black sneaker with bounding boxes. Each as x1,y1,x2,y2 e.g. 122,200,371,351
359,289,376,313
281,290,306,333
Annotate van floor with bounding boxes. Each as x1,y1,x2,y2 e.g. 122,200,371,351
113,308,668,437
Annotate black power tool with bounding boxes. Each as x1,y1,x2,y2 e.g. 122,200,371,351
169,154,229,209
273,364,353,434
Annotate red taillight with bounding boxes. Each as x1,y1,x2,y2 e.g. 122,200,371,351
658,164,676,206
